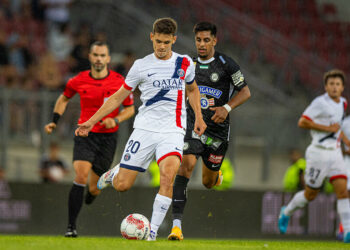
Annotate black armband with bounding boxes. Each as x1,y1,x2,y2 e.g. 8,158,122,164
52,112,61,124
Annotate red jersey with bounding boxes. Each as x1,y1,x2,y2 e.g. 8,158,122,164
63,70,134,133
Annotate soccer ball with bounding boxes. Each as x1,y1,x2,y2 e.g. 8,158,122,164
120,213,150,240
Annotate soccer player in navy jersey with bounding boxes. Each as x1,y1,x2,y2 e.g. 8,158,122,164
44,41,135,237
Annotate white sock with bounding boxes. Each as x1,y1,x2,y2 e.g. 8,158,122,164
284,190,308,216
337,198,350,233
110,164,120,188
150,194,172,234
172,219,181,230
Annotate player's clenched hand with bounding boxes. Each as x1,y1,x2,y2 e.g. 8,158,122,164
44,122,56,134
194,117,207,136
100,117,117,129
328,123,340,133
209,106,229,123
75,121,93,137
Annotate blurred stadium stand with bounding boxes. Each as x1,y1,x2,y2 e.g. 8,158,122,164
0,0,349,190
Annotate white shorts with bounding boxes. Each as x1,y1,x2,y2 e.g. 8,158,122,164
305,145,347,189
344,155,350,190
120,128,184,172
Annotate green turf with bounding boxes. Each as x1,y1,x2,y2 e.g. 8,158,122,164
0,235,348,250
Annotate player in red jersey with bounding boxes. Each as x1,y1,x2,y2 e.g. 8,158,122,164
44,41,135,237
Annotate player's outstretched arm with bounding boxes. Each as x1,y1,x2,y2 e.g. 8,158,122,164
44,94,70,134
210,85,251,123
76,86,132,137
186,81,207,136
100,105,135,129
298,117,340,132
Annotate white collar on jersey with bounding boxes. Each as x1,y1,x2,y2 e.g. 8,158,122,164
198,57,215,64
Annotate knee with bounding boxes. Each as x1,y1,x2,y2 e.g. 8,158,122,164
75,173,88,184
202,177,215,189
304,191,318,201
115,182,131,192
178,165,195,179
336,189,349,199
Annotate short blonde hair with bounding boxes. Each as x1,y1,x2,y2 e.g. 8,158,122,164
323,69,346,85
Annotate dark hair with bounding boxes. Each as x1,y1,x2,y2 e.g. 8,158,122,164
323,69,346,85
89,41,110,54
193,22,217,36
153,17,177,35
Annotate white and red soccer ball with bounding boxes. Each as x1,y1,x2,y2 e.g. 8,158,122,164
120,213,150,240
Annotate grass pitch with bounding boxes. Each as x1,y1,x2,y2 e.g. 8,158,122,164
0,235,348,250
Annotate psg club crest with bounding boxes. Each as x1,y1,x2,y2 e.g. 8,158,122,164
177,69,185,77
124,153,131,161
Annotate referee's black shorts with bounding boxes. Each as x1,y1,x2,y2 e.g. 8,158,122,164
73,132,117,176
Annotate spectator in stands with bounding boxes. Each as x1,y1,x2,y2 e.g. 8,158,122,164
48,22,73,62
114,50,136,77
0,30,9,67
37,52,63,90
283,149,306,192
39,142,69,183
41,0,72,26
70,30,90,73
7,33,33,76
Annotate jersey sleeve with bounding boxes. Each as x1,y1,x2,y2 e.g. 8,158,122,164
225,56,247,91
63,77,77,98
302,98,323,121
185,56,195,84
122,92,134,106
124,60,141,91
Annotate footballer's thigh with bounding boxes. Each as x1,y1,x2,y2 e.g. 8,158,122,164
201,163,220,188
201,141,228,188
304,145,330,189
114,168,139,192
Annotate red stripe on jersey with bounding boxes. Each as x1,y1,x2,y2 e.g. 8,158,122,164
330,174,347,182
176,90,183,128
157,152,182,165
344,101,348,110
302,115,312,121
180,57,190,80
123,83,133,91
